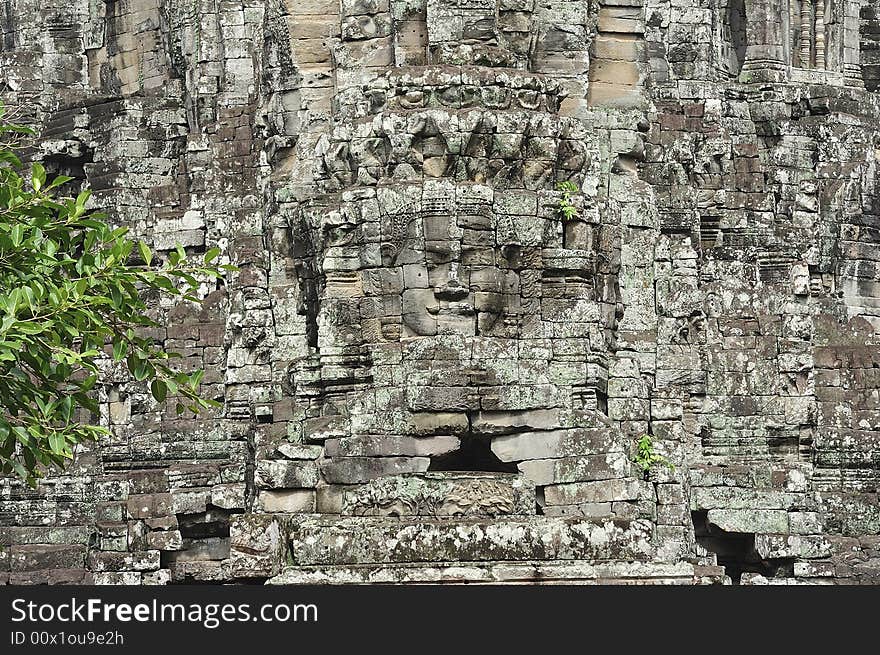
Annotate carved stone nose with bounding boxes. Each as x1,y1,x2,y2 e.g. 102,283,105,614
435,281,469,301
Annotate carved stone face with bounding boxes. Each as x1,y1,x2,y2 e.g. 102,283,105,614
297,180,615,427
395,208,514,339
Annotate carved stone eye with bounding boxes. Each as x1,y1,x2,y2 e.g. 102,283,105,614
326,223,357,247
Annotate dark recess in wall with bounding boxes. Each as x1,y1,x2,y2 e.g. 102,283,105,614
692,511,794,584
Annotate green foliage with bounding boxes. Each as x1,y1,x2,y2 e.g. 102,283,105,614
556,180,579,222
633,434,674,479
737,70,755,84
0,103,235,486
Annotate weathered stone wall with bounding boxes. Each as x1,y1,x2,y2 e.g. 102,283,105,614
1,0,879,585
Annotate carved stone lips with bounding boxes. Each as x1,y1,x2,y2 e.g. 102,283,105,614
446,303,476,316
434,282,470,301
427,303,475,316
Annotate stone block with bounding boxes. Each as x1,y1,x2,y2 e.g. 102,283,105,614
321,456,430,483
341,472,536,516
544,479,651,505
325,435,459,457
229,514,288,579
287,516,654,565
126,494,173,520
491,427,623,461
9,545,87,571
257,490,317,513
256,460,320,489
707,509,790,535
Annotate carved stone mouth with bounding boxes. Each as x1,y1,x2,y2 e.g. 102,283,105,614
434,284,470,301
444,303,475,316
426,304,475,317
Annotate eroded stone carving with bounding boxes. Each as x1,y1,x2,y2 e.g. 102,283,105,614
2,0,880,586
342,472,535,517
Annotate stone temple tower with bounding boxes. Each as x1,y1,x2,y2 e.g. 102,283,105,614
275,0,663,583
2,0,880,584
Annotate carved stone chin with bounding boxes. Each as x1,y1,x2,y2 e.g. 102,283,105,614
342,473,535,518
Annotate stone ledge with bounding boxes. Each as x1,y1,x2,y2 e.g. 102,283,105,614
287,515,655,565
267,560,726,585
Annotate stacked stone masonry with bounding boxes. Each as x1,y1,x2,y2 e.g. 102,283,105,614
1,0,880,585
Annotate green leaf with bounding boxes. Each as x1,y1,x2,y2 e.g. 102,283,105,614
31,162,46,191
132,358,152,381
16,322,43,335
138,241,153,266
10,223,24,247
110,285,123,308
48,174,74,189
112,338,127,362
22,286,35,312
60,396,73,421
150,379,167,402
12,461,29,482
48,433,65,456
190,369,205,387
0,149,22,167
204,247,221,263
12,426,30,444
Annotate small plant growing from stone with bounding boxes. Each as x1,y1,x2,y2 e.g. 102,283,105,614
633,434,674,479
556,180,579,221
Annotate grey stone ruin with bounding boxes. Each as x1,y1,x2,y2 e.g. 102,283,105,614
1,0,880,584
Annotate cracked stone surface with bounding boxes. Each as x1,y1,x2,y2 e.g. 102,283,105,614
2,0,880,584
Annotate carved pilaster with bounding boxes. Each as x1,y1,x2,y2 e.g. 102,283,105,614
800,0,812,67
740,0,789,82
842,0,864,86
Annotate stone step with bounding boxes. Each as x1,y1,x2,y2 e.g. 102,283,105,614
340,471,537,517
267,560,728,585
287,515,654,566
